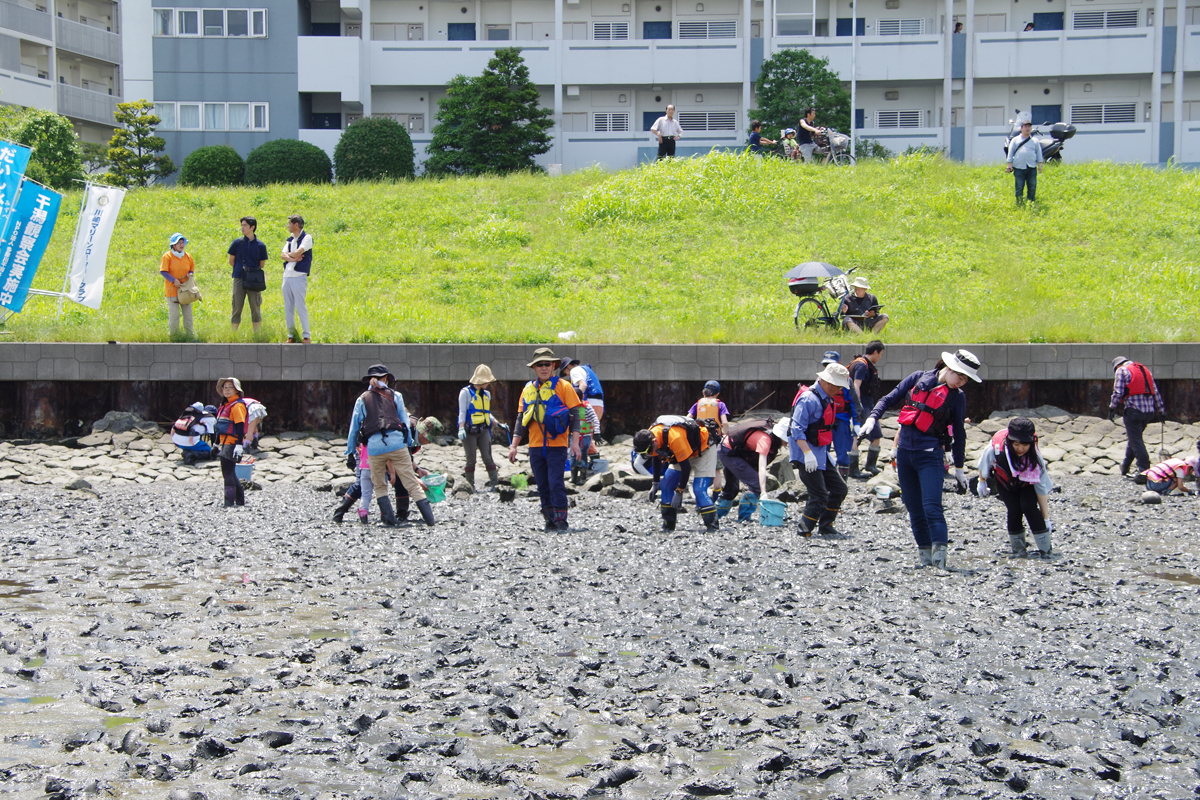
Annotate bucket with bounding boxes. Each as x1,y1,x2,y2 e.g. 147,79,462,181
759,499,787,527
422,472,447,503
590,458,610,474
234,462,254,482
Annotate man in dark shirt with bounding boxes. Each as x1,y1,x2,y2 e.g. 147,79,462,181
840,276,889,334
848,340,885,477
227,216,269,333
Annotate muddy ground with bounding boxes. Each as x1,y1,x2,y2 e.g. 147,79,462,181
1,472,1198,800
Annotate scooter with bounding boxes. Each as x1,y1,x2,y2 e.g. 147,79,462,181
1002,117,1076,161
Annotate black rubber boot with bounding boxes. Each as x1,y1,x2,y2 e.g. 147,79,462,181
797,512,818,538
848,453,864,480
661,505,678,532
817,509,842,536
377,496,398,527
864,446,881,476
838,464,849,479
699,505,719,532
486,467,500,491
1119,456,1133,477
464,470,475,490
331,494,355,523
543,509,556,532
395,486,410,522
415,498,435,526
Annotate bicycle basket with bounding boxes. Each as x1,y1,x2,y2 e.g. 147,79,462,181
825,275,850,298
829,131,850,151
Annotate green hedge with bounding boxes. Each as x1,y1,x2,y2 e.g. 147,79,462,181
179,145,245,187
334,117,416,182
244,139,332,186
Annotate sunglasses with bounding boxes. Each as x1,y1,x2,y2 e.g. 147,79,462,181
532,361,555,367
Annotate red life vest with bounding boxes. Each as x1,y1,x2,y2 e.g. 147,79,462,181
794,383,845,413
989,429,1016,486
898,383,953,435
792,385,836,447
1123,362,1157,396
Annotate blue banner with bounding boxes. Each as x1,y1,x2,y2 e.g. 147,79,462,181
0,141,32,233
0,179,62,314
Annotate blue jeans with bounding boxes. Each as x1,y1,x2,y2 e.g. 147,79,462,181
895,447,948,546
529,445,568,512
833,417,853,467
1013,167,1037,201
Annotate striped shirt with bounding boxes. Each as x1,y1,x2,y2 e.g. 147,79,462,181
1110,365,1165,415
1144,458,1191,483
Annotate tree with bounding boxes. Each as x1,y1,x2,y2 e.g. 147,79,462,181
244,139,332,185
334,116,415,182
750,49,851,138
425,47,554,176
80,141,109,175
105,99,175,187
180,145,245,187
10,110,84,190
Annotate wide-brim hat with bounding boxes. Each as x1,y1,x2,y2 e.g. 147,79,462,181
815,363,851,389
942,349,983,383
215,377,242,395
362,364,394,384
1007,417,1036,443
1112,356,1129,372
559,356,574,374
170,232,187,246
771,417,791,441
851,277,871,290
527,347,558,367
470,364,496,385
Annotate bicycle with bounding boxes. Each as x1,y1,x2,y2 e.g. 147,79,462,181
793,271,852,330
812,128,857,167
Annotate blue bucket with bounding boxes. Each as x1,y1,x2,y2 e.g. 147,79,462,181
234,462,254,482
759,499,787,527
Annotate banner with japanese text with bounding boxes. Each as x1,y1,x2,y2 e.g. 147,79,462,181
66,183,125,310
0,141,33,233
0,179,62,314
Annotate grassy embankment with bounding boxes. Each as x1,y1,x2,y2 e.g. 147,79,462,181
8,153,1200,343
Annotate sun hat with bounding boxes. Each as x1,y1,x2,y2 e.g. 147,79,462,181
704,380,721,394
527,347,558,367
821,350,841,365
361,364,394,384
771,417,791,441
470,364,496,385
170,233,187,246
559,356,574,374
1007,417,1037,443
215,377,243,394
851,277,871,290
941,349,983,383
815,363,851,389
1111,356,1129,372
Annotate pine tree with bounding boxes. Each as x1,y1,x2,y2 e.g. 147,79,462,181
105,99,176,187
750,49,851,138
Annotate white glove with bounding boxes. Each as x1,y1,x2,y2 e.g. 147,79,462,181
233,444,244,461
976,481,989,498
859,418,878,439
852,423,861,437
803,450,819,473
1045,520,1053,534
458,429,466,441
954,468,968,489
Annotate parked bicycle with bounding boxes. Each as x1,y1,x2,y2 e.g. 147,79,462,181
790,268,881,331
812,128,857,166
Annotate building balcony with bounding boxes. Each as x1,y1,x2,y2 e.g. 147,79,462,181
370,39,555,86
1183,25,1200,71
55,16,121,64
0,66,53,109
562,39,743,85
298,36,361,99
973,28,1155,79
775,35,944,81
0,0,50,40
57,82,118,125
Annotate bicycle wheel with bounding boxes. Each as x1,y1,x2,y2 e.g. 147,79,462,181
794,298,828,330
832,153,857,166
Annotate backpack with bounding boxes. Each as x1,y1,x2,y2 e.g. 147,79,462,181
521,378,571,439
580,364,604,400
172,405,203,437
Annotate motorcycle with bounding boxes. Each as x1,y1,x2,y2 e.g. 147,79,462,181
1002,118,1076,161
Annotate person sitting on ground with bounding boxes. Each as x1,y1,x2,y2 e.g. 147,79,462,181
974,417,1054,558
171,402,217,465
633,415,721,532
748,120,777,156
1141,456,1198,496
781,128,801,160
840,276,889,334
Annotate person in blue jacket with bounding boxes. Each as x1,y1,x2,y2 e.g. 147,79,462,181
788,362,852,537
859,349,983,569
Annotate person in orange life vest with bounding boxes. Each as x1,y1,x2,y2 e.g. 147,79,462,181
632,416,720,532
974,417,1054,558
848,340,886,477
1109,356,1166,480
717,417,790,522
1141,455,1198,496
788,363,852,537
509,347,583,533
215,377,249,507
860,349,982,569
689,380,730,494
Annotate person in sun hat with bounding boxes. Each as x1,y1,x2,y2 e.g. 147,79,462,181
509,347,583,532
840,276,889,334
787,362,853,538
160,232,196,337
860,349,983,570
975,416,1054,558
457,364,501,491
214,377,248,507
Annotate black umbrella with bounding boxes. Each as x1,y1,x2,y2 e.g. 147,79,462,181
785,262,845,282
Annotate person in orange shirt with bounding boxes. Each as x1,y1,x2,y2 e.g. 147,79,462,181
160,232,195,337
215,377,250,507
508,347,583,532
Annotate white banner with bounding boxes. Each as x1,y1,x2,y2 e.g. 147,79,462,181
66,183,125,310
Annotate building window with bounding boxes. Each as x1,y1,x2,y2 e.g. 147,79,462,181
155,9,268,37
593,112,629,132
155,102,270,131
678,20,737,38
1070,103,1136,124
876,18,926,35
1072,10,1139,29
875,110,925,127
677,111,737,130
592,22,629,40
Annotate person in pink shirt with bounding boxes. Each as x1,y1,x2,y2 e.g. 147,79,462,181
1142,456,1198,495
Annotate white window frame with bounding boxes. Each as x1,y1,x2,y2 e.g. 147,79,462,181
592,22,629,40
154,8,268,38
155,101,270,132
876,18,926,35
677,111,738,131
593,112,629,132
875,110,925,128
153,8,173,36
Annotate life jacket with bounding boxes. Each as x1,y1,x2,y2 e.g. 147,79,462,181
696,396,722,421
284,231,313,274
215,397,247,442
792,386,836,447
725,417,781,461
358,388,406,445
520,378,571,439
898,379,954,441
579,364,604,400
988,428,1041,487
649,417,711,463
1144,458,1189,482
577,401,595,437
466,386,492,428
850,355,879,397
172,405,204,437
793,384,846,415
1123,362,1157,397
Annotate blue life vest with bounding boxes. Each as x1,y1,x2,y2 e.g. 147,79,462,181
580,364,604,400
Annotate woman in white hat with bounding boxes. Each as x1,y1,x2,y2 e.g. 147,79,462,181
214,377,248,507
859,349,983,569
457,364,501,490
840,276,889,334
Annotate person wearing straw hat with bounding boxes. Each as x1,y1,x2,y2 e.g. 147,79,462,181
860,349,983,569
787,362,853,537
840,276,889,334
457,364,501,491
509,347,583,532
160,233,196,337
344,364,435,527
214,377,248,507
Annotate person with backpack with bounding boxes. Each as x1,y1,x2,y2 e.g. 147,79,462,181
344,364,435,527
860,349,984,569
788,363,852,538
171,402,217,465
561,356,606,429
632,415,721,532
1109,356,1166,481
688,380,730,494
716,417,790,523
457,364,501,491
974,417,1054,558
509,347,583,532
848,341,886,478
215,377,249,507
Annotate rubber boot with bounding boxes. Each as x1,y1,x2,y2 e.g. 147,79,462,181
797,511,818,538
1032,530,1052,558
1009,532,1028,557
464,470,475,490
1119,456,1133,477
738,492,759,523
395,488,411,523
182,451,194,466
331,494,355,523
415,498,435,526
357,508,369,524
838,463,850,479
917,547,933,567
553,507,586,532
931,543,948,569
864,446,882,476
848,453,864,480
715,497,735,519
543,509,556,532
817,508,841,537
377,496,398,527
661,504,678,532
699,505,719,532
486,467,500,492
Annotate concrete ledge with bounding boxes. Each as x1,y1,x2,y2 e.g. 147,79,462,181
1,342,1198,383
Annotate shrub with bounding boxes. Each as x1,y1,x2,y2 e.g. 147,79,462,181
244,139,332,185
333,117,415,182
12,110,84,189
179,145,245,187
854,137,894,161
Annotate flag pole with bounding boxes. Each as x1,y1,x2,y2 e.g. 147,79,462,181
58,180,91,318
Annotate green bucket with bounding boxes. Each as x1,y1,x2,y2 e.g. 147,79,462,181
422,472,447,503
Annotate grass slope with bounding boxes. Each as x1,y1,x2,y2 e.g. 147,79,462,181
8,153,1200,344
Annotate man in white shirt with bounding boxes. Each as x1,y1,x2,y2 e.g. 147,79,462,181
280,214,314,343
1005,117,1044,204
650,104,684,160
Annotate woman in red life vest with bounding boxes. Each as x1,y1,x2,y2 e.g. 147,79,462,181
215,377,249,508
974,417,1054,558
860,350,983,569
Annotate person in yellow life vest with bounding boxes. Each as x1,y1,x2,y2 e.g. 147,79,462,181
457,364,501,491
508,347,583,532
632,416,721,532
688,380,731,495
